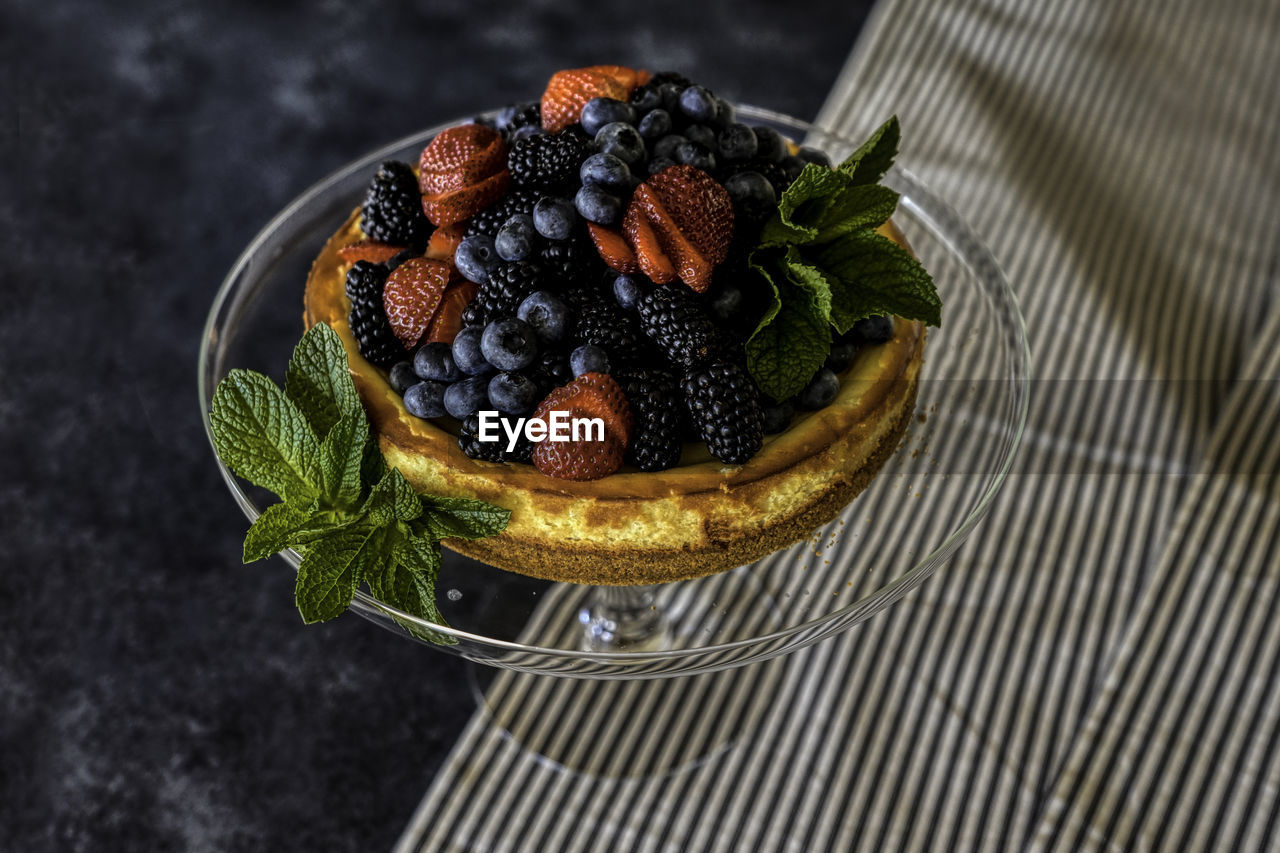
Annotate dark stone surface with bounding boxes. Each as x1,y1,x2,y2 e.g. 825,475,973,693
2,2,870,849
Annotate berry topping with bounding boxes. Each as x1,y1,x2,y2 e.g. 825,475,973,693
360,161,431,247
579,152,632,190
424,222,467,260
532,196,578,241
508,131,591,191
540,65,649,134
488,370,541,414
454,234,501,284
480,318,539,371
517,291,570,343
681,361,764,465
575,184,623,226
338,240,408,266
797,368,840,410
581,97,638,136
531,373,633,481
461,260,545,328
845,314,895,344
381,257,450,349
443,375,491,420
570,344,610,377
635,281,726,367
403,380,449,419
346,261,405,367
495,102,542,139
587,222,640,274
594,122,646,165
459,412,505,462
573,298,648,365
451,325,492,376
612,273,643,310
617,367,684,472
413,341,463,383
420,169,511,227
417,125,508,196
495,213,538,261
388,361,418,395
424,279,478,345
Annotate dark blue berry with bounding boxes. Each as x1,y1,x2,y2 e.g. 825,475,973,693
495,213,537,262
657,82,683,113
825,341,857,373
570,344,610,377
797,146,831,167
595,122,646,165
404,380,449,419
455,234,500,284
574,184,623,226
761,400,795,434
630,86,664,113
675,142,716,171
389,361,418,395
443,376,490,420
752,126,786,162
847,315,895,344
653,134,687,160
780,155,806,183
487,371,540,414
413,341,463,382
798,368,840,410
717,123,758,162
517,291,569,343
684,124,717,150
637,109,672,140
532,196,577,241
678,85,718,123
481,319,539,371
613,274,643,310
451,325,491,375
512,124,546,142
579,152,632,189
647,156,677,175
581,97,637,136
712,99,736,128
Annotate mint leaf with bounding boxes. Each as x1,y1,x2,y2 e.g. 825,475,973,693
294,524,383,623
320,409,368,510
418,496,511,541
210,369,323,508
818,230,943,329
784,247,834,319
760,165,850,246
370,536,456,645
747,253,784,340
363,467,422,526
813,184,900,243
243,502,312,562
285,323,360,438
746,284,832,401
837,115,900,186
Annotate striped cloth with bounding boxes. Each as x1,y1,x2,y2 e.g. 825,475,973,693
397,0,1280,849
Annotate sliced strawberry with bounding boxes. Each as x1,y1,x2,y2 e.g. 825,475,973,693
622,189,677,284
421,169,511,226
532,425,625,481
382,257,451,348
588,222,640,274
425,222,467,260
531,372,633,480
337,240,406,265
424,279,478,344
647,165,734,267
535,372,633,446
540,65,646,133
418,125,507,196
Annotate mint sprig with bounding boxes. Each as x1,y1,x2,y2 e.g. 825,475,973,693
746,116,941,401
210,324,510,640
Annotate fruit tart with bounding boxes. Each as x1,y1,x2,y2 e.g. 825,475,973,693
302,65,938,585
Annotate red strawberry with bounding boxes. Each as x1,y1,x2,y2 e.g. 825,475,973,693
425,222,467,260
421,169,511,226
642,166,734,292
418,125,508,196
382,257,451,348
587,222,640,274
531,373,634,480
623,188,678,284
532,426,625,481
424,279,478,344
540,65,647,133
338,240,406,265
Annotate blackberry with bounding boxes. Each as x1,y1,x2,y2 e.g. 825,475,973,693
501,434,536,465
465,189,542,238
345,259,387,304
573,298,649,365
539,232,600,285
458,413,504,462
497,102,541,139
508,132,591,192
345,261,405,367
635,282,729,367
681,360,764,465
532,348,574,390
360,161,431,247
617,367,684,471
461,261,545,327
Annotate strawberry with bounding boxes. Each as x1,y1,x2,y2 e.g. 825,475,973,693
587,222,639,274
425,222,467,260
424,279,478,344
643,166,734,292
623,188,678,284
532,426,625,481
382,257,451,348
337,240,406,265
531,372,634,480
540,65,647,133
417,125,508,196
421,168,511,226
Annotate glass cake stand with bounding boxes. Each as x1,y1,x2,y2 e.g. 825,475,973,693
199,106,1030,684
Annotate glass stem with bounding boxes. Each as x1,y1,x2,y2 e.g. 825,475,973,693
580,585,668,651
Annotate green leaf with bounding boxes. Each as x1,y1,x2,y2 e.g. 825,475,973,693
746,284,832,401
363,468,422,526
243,502,312,562
812,184,900,243
369,536,456,645
817,230,943,329
837,115,900,186
320,409,368,510
417,495,511,541
784,247,834,319
760,165,851,246
210,369,323,508
747,253,785,340
285,323,360,438
293,524,383,623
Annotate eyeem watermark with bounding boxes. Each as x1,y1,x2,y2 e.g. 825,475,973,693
476,410,604,452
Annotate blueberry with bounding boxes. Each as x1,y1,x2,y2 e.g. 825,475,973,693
710,285,742,321
675,142,716,172
451,325,492,375
761,400,795,434
798,368,840,410
678,85,718,123
647,156,677,176
575,184,623,226
570,344,610,377
455,234,500,284
630,86,664,114
512,124,546,142
717,123,758,162
403,380,450,419
442,376,490,420
481,318,539,371
389,361,418,394
712,99,736,128
657,83,684,113
488,371,541,414
637,109,672,140
724,170,777,209
581,97,637,136
532,196,577,241
847,315,895,344
683,124,716,150
797,146,832,168
517,290,569,343
595,122,646,165
612,273,643,310
752,126,786,162
825,341,857,373
413,341,463,382
780,155,806,183
653,134,687,160
495,213,537,262
579,152,632,189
